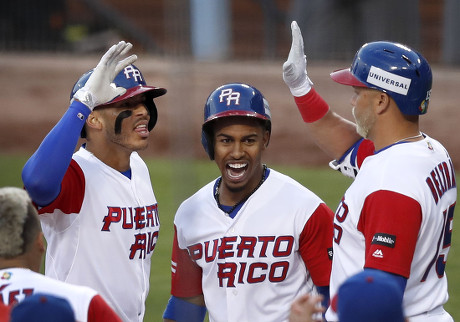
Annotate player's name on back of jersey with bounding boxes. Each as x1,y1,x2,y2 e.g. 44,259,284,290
426,160,456,204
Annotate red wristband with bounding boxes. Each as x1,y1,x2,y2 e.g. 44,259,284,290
294,88,330,123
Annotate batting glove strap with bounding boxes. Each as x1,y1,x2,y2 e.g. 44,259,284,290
72,88,99,111
294,88,330,123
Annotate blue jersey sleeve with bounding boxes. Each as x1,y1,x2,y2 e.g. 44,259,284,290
22,101,90,206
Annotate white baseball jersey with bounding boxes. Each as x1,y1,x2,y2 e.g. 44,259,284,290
171,168,334,322
325,135,456,321
0,267,117,322
38,147,160,322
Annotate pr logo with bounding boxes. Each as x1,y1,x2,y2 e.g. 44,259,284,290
123,65,143,82
219,89,241,106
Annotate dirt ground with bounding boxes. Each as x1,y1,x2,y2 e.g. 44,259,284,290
1,53,459,169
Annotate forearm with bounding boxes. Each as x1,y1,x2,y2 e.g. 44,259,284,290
304,108,361,161
22,101,89,206
283,21,362,162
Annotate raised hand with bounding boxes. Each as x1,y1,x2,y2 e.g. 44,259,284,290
73,41,138,110
283,21,313,97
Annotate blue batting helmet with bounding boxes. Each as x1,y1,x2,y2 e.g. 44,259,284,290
71,64,166,138
201,83,271,160
330,41,432,115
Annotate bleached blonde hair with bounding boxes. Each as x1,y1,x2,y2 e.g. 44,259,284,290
0,187,40,258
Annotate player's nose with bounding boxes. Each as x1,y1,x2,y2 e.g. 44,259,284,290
133,104,150,117
230,142,245,158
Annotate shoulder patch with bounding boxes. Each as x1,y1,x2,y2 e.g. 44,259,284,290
371,233,396,248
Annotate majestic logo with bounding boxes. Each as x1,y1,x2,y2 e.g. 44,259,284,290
372,233,396,248
372,249,384,258
367,66,411,95
219,89,241,106
123,65,143,82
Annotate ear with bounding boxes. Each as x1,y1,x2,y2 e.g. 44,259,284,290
36,232,45,254
263,130,270,148
375,92,391,115
86,111,103,131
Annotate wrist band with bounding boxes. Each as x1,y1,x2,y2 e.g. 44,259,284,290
294,88,330,123
163,296,207,322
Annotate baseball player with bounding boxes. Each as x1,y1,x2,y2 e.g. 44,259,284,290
10,293,76,322
0,187,121,322
282,21,456,321
163,83,334,322
21,41,167,321
290,269,407,322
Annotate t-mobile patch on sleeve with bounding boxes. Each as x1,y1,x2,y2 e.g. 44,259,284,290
371,233,396,248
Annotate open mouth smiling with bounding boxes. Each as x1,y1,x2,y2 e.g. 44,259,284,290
226,162,248,180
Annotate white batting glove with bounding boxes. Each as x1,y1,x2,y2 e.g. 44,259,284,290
73,41,138,110
283,21,313,97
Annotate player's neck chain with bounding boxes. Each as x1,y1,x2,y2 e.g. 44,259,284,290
214,164,268,215
394,132,423,144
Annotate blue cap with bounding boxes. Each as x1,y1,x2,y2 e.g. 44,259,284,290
334,270,405,322
10,293,75,322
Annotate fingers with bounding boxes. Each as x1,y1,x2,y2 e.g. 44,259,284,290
98,41,134,68
117,54,138,69
119,42,133,56
289,21,305,59
289,294,325,322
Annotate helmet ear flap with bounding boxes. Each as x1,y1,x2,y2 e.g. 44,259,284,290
146,98,158,131
80,126,87,139
201,124,215,160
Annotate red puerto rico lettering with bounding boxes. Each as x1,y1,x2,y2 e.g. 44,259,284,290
189,235,294,287
204,239,219,262
102,207,122,231
218,262,237,287
188,235,292,262
237,236,257,257
258,236,275,257
100,204,160,260
102,204,159,231
145,204,159,227
218,237,237,259
122,208,134,229
134,207,146,229
129,231,159,259
217,261,290,287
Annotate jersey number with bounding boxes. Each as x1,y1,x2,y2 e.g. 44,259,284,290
421,202,455,282
333,197,348,244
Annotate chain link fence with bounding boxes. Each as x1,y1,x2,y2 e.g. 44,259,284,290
1,0,459,64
